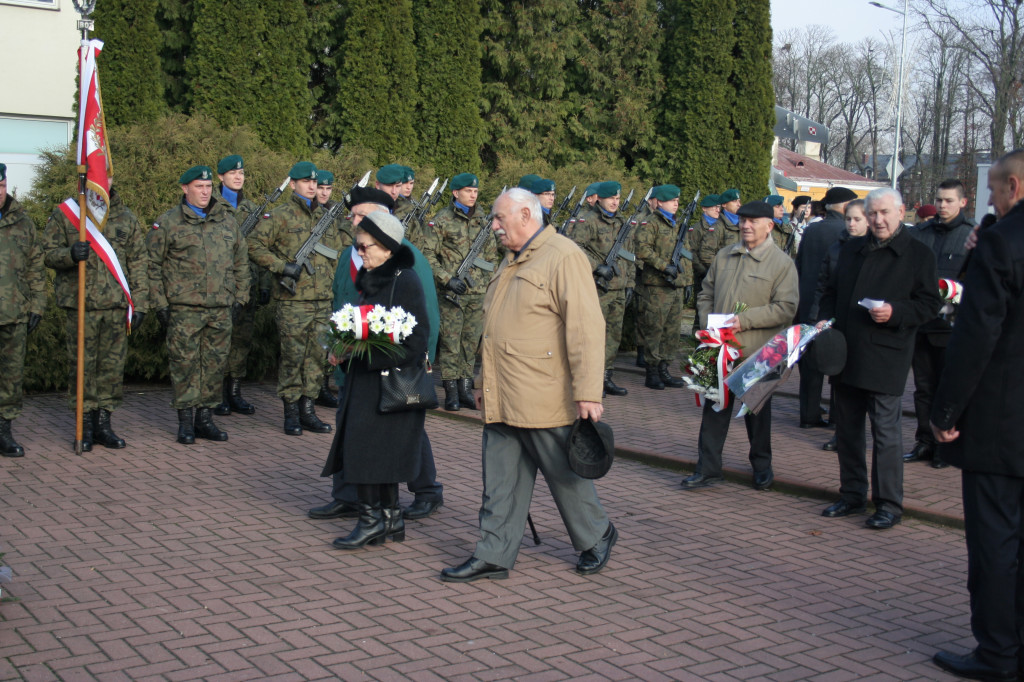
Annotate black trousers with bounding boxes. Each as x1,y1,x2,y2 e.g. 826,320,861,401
695,395,773,477
962,470,1024,670
911,332,947,445
833,384,904,515
798,363,825,424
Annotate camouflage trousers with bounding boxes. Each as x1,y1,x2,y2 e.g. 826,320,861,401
63,308,127,412
437,292,483,380
599,288,626,370
633,281,646,346
638,285,684,366
0,322,28,420
277,299,331,402
226,295,257,378
166,306,232,409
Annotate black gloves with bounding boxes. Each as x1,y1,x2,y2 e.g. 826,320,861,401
27,313,41,335
130,311,145,330
156,307,171,329
282,262,302,281
624,287,634,307
259,289,271,306
593,264,614,282
446,277,468,296
663,264,679,281
70,241,90,263
684,285,694,305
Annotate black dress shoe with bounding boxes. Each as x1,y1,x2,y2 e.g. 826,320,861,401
822,435,837,451
799,419,830,429
403,498,443,520
680,472,724,489
865,510,900,529
821,499,866,517
903,441,934,463
440,557,509,583
308,500,359,519
752,469,774,491
933,650,1016,681
577,523,617,575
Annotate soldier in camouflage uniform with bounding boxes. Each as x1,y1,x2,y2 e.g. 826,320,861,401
634,184,693,390
766,194,796,256
249,161,343,436
531,178,557,227
517,174,541,191
0,163,45,458
393,165,416,224
686,194,722,300
148,165,250,444
43,186,149,451
422,172,500,411
570,181,633,396
631,192,659,368
715,188,743,254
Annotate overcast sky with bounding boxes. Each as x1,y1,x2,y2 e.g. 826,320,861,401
771,0,908,45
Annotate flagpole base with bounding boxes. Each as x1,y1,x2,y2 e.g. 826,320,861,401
74,440,85,456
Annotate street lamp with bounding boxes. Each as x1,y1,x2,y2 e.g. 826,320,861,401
869,0,909,190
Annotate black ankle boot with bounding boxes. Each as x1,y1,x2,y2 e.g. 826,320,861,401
227,377,255,415
177,408,196,444
78,409,94,452
380,483,405,542
443,380,460,411
0,418,24,457
315,374,340,408
658,361,685,388
93,409,126,448
283,399,302,436
635,346,647,368
194,407,228,441
299,396,332,433
644,365,665,390
603,370,628,396
214,377,232,416
457,378,476,409
333,484,386,549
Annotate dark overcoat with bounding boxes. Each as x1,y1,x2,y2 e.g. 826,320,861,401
321,245,429,483
931,200,1024,475
795,210,845,323
818,226,941,396
907,211,974,345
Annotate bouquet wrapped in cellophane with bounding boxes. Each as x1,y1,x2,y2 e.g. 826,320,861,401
325,303,417,364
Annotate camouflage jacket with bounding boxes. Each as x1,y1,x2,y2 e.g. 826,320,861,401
248,193,343,302
422,202,500,296
634,209,693,289
717,214,742,254
320,200,354,251
147,196,250,309
215,187,273,294
0,195,45,325
686,213,723,278
570,206,634,290
44,191,149,312
771,218,797,257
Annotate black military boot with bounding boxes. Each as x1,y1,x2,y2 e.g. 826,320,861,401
93,409,126,449
658,361,685,388
442,380,460,411
457,378,476,409
635,346,647,368
226,377,255,415
77,409,95,452
644,365,665,390
299,396,332,433
0,418,25,458
283,399,302,436
380,483,405,542
214,377,232,416
315,373,340,409
194,407,228,441
177,408,196,445
603,370,628,397
332,484,387,550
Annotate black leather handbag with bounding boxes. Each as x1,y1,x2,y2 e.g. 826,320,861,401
378,354,438,413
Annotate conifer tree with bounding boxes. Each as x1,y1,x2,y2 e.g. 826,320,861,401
92,0,164,126
730,0,775,200
155,0,194,112
308,0,348,150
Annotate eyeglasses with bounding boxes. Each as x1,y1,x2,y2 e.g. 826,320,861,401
355,242,379,254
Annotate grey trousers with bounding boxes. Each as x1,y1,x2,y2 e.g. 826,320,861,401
833,384,904,516
474,422,610,569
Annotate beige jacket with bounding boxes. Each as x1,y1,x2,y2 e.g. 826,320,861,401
697,237,799,357
476,226,605,428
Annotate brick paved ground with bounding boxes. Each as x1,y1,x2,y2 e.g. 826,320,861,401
1,373,974,681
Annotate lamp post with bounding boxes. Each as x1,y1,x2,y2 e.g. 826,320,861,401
869,0,909,190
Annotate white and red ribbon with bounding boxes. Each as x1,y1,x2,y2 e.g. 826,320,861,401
351,304,374,340
694,328,742,411
939,278,963,304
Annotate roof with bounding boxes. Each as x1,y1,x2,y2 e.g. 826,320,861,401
775,148,886,187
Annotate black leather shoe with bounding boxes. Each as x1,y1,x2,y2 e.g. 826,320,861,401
440,557,509,583
403,498,443,520
822,435,837,451
176,408,195,445
799,419,830,429
931,458,950,469
865,510,900,529
576,523,617,575
282,400,302,436
933,650,1015,681
752,469,774,491
658,361,685,388
308,500,359,519
93,409,126,449
226,377,256,415
194,407,228,441
680,472,724,489
821,499,866,517
903,441,934,463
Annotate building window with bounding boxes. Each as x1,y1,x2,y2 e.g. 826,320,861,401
0,0,59,9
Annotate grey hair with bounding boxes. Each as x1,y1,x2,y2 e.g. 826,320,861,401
499,187,543,228
865,187,904,210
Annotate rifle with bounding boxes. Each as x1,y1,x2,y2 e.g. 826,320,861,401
280,171,371,295
664,191,700,285
239,175,290,237
401,176,439,227
618,187,637,216
444,186,507,307
548,185,576,226
594,188,652,292
558,192,587,235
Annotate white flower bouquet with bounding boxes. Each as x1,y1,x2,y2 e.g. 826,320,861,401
326,303,417,363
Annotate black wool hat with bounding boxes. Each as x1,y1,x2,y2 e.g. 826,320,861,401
823,186,858,204
566,417,615,479
736,200,774,219
346,186,395,211
360,211,405,253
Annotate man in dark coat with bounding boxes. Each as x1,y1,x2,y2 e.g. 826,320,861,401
817,187,941,530
929,150,1024,682
903,178,974,469
795,186,857,428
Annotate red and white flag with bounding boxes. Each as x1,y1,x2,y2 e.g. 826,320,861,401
76,39,112,229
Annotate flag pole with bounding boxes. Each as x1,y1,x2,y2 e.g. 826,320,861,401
72,0,96,456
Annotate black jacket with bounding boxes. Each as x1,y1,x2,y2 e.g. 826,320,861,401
909,210,974,341
818,226,941,395
932,199,1024,475
795,210,846,322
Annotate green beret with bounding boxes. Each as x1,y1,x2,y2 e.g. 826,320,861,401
700,194,720,208
289,161,317,181
584,182,600,198
317,170,335,186
764,194,785,207
402,165,415,183
596,181,621,199
0,163,5,181
653,184,680,201
531,179,555,194
720,188,740,203
217,155,243,174
451,173,479,190
518,174,541,190
179,165,214,184
376,164,404,185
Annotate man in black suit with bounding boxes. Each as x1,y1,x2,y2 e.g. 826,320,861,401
816,187,941,530
930,150,1024,682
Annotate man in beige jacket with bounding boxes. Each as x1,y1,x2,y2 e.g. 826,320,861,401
682,200,799,491
440,188,616,583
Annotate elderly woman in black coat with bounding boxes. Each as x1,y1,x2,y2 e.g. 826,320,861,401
321,211,430,549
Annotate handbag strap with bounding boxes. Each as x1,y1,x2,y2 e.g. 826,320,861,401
382,270,429,369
